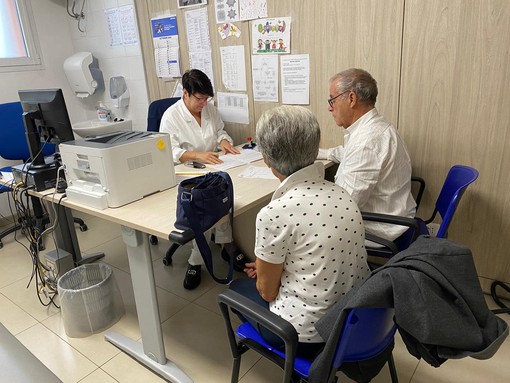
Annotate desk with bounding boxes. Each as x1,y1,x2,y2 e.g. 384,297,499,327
44,160,280,382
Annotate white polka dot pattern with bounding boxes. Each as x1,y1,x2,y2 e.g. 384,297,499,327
255,163,369,342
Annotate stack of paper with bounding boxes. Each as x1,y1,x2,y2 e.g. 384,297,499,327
208,149,263,171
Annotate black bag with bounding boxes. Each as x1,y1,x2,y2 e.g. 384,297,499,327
175,171,234,283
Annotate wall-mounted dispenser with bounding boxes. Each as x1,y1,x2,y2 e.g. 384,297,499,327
109,76,130,108
64,52,105,98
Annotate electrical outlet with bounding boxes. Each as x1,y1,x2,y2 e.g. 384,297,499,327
426,223,440,237
44,249,74,280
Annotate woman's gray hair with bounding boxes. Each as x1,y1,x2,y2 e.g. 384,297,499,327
256,105,320,177
330,68,378,105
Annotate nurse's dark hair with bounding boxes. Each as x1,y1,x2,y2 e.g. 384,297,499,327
182,69,214,97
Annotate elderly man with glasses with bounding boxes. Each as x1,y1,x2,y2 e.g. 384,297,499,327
160,69,245,289
319,68,416,244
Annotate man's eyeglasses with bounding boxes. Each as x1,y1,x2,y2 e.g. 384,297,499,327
327,90,351,108
192,93,212,103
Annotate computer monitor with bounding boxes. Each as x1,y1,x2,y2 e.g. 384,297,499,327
18,88,75,169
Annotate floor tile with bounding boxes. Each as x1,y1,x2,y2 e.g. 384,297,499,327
16,323,97,382
0,292,38,335
159,303,260,383
410,337,510,383
101,352,167,383
78,368,119,383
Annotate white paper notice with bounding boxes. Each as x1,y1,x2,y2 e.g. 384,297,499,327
186,7,215,85
216,0,239,23
252,54,278,102
281,54,310,105
118,5,139,45
220,45,246,91
105,5,139,46
239,0,267,21
217,92,249,124
238,166,277,179
185,7,211,53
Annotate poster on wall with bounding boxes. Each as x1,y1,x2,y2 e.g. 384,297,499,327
178,0,207,9
151,15,181,78
251,17,291,55
215,0,267,24
186,7,215,86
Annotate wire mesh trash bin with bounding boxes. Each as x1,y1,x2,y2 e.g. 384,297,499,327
57,263,125,338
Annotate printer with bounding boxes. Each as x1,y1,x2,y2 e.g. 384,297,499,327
59,131,176,209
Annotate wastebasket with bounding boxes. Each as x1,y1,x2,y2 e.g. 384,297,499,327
57,263,125,338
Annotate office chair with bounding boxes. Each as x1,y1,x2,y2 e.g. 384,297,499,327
0,102,87,249
146,97,182,263
364,165,479,260
218,289,398,383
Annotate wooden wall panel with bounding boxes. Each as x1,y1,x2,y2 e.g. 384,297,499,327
399,0,510,284
135,0,404,147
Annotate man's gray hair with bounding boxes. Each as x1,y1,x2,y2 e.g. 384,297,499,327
256,105,320,177
330,68,378,105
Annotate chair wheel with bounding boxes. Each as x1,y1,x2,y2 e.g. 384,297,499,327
162,257,172,266
150,235,158,245
79,224,88,232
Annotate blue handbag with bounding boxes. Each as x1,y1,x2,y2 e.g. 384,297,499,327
175,171,234,283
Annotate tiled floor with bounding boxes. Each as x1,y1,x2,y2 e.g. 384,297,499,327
0,212,509,383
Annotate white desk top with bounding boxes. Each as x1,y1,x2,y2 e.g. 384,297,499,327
37,160,280,240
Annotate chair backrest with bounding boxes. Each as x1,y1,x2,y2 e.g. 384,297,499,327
308,307,396,382
435,165,479,238
147,97,180,132
333,308,396,366
0,101,55,161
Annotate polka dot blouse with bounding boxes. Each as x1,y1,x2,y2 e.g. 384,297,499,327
255,162,369,343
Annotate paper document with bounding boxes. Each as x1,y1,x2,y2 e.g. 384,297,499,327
208,149,263,171
238,166,277,179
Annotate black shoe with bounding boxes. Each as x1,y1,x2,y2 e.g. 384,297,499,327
221,248,247,272
183,264,201,290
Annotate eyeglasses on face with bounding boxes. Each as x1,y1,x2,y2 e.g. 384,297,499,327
327,90,351,108
191,93,212,103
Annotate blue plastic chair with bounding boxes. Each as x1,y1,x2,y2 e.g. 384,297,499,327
0,102,55,248
147,97,180,132
364,165,479,259
146,97,184,258
218,289,398,383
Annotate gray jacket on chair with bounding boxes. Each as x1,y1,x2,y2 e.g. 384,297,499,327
315,236,508,367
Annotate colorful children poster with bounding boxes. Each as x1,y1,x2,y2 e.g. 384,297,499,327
251,17,291,55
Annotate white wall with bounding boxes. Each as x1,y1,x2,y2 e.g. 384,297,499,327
1,0,149,219
68,0,149,131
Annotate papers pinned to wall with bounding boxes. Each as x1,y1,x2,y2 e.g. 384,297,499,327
215,0,267,24
217,92,249,124
252,54,278,102
220,45,247,91
105,5,139,46
251,17,291,55
186,7,215,85
281,54,310,105
151,15,181,79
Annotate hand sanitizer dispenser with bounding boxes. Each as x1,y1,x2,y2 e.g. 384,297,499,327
110,76,130,108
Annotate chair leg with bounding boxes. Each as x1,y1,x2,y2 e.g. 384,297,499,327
387,354,399,383
231,355,242,383
162,243,180,266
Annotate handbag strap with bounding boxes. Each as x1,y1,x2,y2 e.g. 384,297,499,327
180,172,234,284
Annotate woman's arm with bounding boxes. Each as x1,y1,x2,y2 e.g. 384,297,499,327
255,258,284,302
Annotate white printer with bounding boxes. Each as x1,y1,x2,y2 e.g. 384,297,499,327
59,131,176,209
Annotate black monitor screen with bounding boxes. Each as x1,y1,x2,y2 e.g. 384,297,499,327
18,88,75,167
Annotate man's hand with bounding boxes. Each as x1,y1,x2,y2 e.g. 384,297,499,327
195,151,223,164
244,262,257,278
220,139,240,155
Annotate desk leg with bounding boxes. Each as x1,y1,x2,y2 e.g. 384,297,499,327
105,226,192,383
52,204,104,265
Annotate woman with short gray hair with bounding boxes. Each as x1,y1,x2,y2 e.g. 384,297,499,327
230,105,369,359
